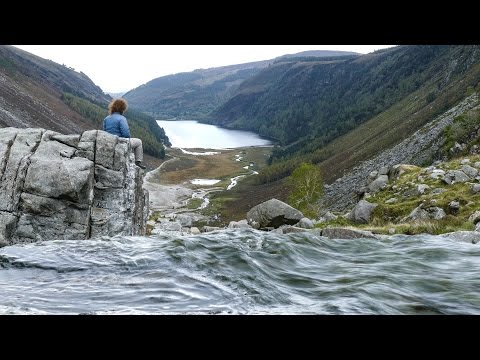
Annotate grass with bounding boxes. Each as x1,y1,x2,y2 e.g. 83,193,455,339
359,153,480,234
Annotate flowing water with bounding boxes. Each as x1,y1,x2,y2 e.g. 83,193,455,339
1,229,479,314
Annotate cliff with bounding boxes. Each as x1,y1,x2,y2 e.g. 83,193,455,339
0,128,148,246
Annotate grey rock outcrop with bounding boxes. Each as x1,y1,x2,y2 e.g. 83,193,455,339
322,94,479,212
247,199,304,229
348,200,377,224
0,128,148,246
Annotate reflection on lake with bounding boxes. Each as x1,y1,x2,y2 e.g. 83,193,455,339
157,120,272,149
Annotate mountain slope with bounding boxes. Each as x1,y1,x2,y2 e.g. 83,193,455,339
207,46,480,179
124,50,359,120
0,45,169,158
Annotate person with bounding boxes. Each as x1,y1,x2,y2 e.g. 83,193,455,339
103,98,146,169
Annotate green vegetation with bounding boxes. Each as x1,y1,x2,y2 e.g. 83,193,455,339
61,92,170,159
187,198,203,209
208,45,480,184
287,163,323,218
364,155,480,234
442,109,480,156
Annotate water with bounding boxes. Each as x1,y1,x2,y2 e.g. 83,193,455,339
157,120,272,149
1,229,479,314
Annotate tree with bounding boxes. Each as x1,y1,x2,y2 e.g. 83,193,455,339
287,162,323,218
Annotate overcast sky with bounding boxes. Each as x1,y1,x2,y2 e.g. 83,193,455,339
14,45,395,93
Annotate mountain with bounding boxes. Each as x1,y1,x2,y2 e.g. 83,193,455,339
0,45,169,159
123,50,359,120
124,60,270,119
207,45,480,182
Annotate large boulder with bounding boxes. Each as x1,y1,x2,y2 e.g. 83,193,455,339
348,200,377,224
0,128,148,246
368,175,389,193
247,199,304,229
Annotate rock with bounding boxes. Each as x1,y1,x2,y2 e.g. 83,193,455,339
388,164,420,181
405,206,446,221
297,217,314,229
440,231,480,244
448,201,460,215
202,226,222,233
476,223,480,232
449,142,465,155
146,220,156,227
368,171,378,182
443,170,470,184
190,227,201,235
430,169,445,180
228,219,251,229
176,214,193,227
247,199,304,229
323,211,338,221
472,184,480,194
281,226,308,234
417,184,430,195
321,227,378,240
431,188,447,195
461,158,471,164
0,128,148,245
368,175,389,193
388,228,396,235
348,200,377,224
468,210,480,224
461,165,478,178
378,166,389,176
385,197,397,204
474,162,480,169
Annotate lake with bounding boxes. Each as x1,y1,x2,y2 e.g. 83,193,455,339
157,120,272,149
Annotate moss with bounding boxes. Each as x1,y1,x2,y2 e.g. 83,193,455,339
187,198,203,209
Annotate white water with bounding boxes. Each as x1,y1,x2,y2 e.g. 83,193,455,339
157,120,272,149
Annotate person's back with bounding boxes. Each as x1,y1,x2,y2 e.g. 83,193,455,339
103,112,130,138
102,98,146,170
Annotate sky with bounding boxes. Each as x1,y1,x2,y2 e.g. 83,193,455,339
13,45,395,93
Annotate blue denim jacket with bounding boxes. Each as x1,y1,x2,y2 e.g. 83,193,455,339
103,112,130,138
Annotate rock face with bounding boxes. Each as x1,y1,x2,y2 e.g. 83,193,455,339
0,128,148,246
247,199,304,229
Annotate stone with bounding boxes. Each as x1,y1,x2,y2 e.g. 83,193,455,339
228,219,251,229
297,217,314,229
474,162,480,169
190,227,201,235
0,128,148,245
430,169,445,180
431,188,447,195
281,226,308,234
405,206,446,221
468,210,480,224
388,228,396,235
461,165,478,178
378,166,389,176
417,184,430,195
385,197,397,204
448,201,460,215
176,214,193,227
440,231,480,244
368,175,388,193
348,200,377,224
321,227,378,240
443,170,470,184
472,184,480,194
323,211,338,221
461,158,471,164
247,199,304,229
202,226,222,233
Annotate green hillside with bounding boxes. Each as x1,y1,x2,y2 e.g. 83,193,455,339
0,45,169,159
207,45,480,182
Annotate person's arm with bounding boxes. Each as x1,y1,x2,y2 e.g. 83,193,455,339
119,117,131,138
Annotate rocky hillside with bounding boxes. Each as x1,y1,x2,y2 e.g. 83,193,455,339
0,127,148,246
123,50,358,120
0,46,169,159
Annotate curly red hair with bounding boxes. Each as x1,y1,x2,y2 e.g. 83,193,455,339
108,98,128,115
